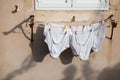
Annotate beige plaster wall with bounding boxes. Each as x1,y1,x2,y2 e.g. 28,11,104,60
0,0,120,80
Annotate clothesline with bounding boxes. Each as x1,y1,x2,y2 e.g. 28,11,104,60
36,14,114,27
28,14,117,42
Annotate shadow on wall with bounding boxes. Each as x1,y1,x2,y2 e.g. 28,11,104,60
62,62,120,80
2,21,74,64
2,18,48,62
3,18,31,41
3,55,36,80
61,61,95,80
29,26,49,62
81,61,94,80
78,61,120,80
62,65,77,80
30,25,74,64
60,48,74,64
98,63,120,80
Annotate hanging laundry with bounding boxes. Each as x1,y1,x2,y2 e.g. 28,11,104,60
43,21,105,61
70,21,105,61
43,22,70,58
70,25,94,61
91,21,105,52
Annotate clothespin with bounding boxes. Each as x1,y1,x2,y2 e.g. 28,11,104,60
82,25,85,32
71,16,75,22
63,25,67,31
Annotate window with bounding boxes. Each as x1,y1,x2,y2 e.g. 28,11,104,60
35,0,109,10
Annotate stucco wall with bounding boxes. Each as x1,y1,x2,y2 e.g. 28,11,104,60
0,0,120,80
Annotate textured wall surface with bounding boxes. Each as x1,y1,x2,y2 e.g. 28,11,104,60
0,0,120,80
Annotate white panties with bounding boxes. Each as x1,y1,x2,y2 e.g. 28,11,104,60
70,25,94,61
44,22,70,58
43,21,105,61
70,21,105,61
91,21,105,52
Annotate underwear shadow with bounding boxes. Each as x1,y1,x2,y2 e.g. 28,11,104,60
60,48,74,65
60,49,96,65
29,26,49,62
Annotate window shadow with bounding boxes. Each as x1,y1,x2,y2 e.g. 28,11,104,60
98,62,120,80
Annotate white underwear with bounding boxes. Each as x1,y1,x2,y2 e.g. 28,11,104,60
91,21,105,52
70,21,105,61
43,22,70,58
43,21,105,61
70,25,94,61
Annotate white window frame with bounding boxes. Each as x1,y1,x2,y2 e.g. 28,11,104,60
72,0,109,10
35,0,109,10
